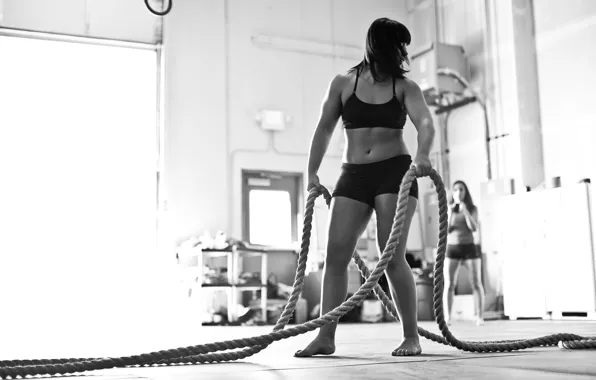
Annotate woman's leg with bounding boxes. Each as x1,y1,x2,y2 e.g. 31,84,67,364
463,257,485,325
374,194,421,356
294,196,372,357
443,256,461,325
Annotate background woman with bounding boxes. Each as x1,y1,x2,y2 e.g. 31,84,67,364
444,180,485,326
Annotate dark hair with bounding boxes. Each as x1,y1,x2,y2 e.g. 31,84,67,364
348,18,411,82
450,180,477,213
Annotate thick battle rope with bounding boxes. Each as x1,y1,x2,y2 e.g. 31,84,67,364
1,168,594,378
145,0,172,16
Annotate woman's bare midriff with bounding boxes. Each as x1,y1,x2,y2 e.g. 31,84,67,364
447,230,474,245
342,128,410,164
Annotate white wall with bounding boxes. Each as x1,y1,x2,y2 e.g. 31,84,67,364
533,0,596,185
0,0,162,43
440,0,491,199
0,0,422,253
404,0,489,261
161,0,410,250
408,0,493,203
423,0,596,192
407,0,596,305
161,0,228,253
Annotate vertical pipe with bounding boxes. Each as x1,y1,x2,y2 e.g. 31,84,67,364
481,0,494,180
156,46,166,255
442,112,451,187
433,0,448,183
433,0,443,43
224,0,233,234
482,104,493,180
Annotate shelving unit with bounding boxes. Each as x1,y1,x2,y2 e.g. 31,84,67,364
201,246,268,324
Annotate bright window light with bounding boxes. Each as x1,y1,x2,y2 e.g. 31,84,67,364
0,35,159,354
248,189,292,246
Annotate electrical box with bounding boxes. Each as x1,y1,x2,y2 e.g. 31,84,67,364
409,42,470,106
257,109,287,131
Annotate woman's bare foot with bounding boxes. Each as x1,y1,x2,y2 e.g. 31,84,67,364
475,318,484,326
294,336,336,357
391,337,422,356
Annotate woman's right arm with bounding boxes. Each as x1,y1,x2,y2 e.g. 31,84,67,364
307,75,345,177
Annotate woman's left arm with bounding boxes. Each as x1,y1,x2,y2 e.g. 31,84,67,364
403,79,436,174
462,207,479,232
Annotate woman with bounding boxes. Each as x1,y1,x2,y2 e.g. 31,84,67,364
444,180,485,326
295,18,435,358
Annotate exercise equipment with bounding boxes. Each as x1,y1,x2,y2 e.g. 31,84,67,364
145,0,172,16
1,168,594,379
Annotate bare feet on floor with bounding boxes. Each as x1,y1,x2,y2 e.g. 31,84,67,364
475,318,485,326
391,337,422,356
294,336,336,357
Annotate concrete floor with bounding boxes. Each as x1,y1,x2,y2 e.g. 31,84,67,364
3,320,596,379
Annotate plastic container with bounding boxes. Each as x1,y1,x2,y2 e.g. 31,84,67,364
416,279,435,321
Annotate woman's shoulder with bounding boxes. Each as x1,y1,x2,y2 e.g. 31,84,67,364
392,77,422,102
329,71,354,89
334,71,355,82
396,77,423,93
324,73,351,100
339,66,362,83
327,70,359,98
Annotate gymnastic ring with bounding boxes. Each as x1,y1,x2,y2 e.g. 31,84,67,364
145,0,172,16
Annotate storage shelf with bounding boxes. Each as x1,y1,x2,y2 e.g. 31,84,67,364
202,284,266,289
201,284,232,288
235,284,267,289
200,246,269,323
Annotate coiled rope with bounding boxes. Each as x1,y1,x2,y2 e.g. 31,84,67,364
1,168,594,378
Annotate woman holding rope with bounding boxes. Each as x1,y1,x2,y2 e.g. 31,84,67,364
296,17,436,358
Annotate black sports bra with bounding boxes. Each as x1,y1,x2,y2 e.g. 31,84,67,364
342,68,407,130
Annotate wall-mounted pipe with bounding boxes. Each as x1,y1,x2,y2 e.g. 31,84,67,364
251,34,361,60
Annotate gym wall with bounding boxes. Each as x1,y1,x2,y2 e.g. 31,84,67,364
160,0,411,251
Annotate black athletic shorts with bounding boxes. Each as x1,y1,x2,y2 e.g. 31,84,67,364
331,154,418,208
446,243,481,260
